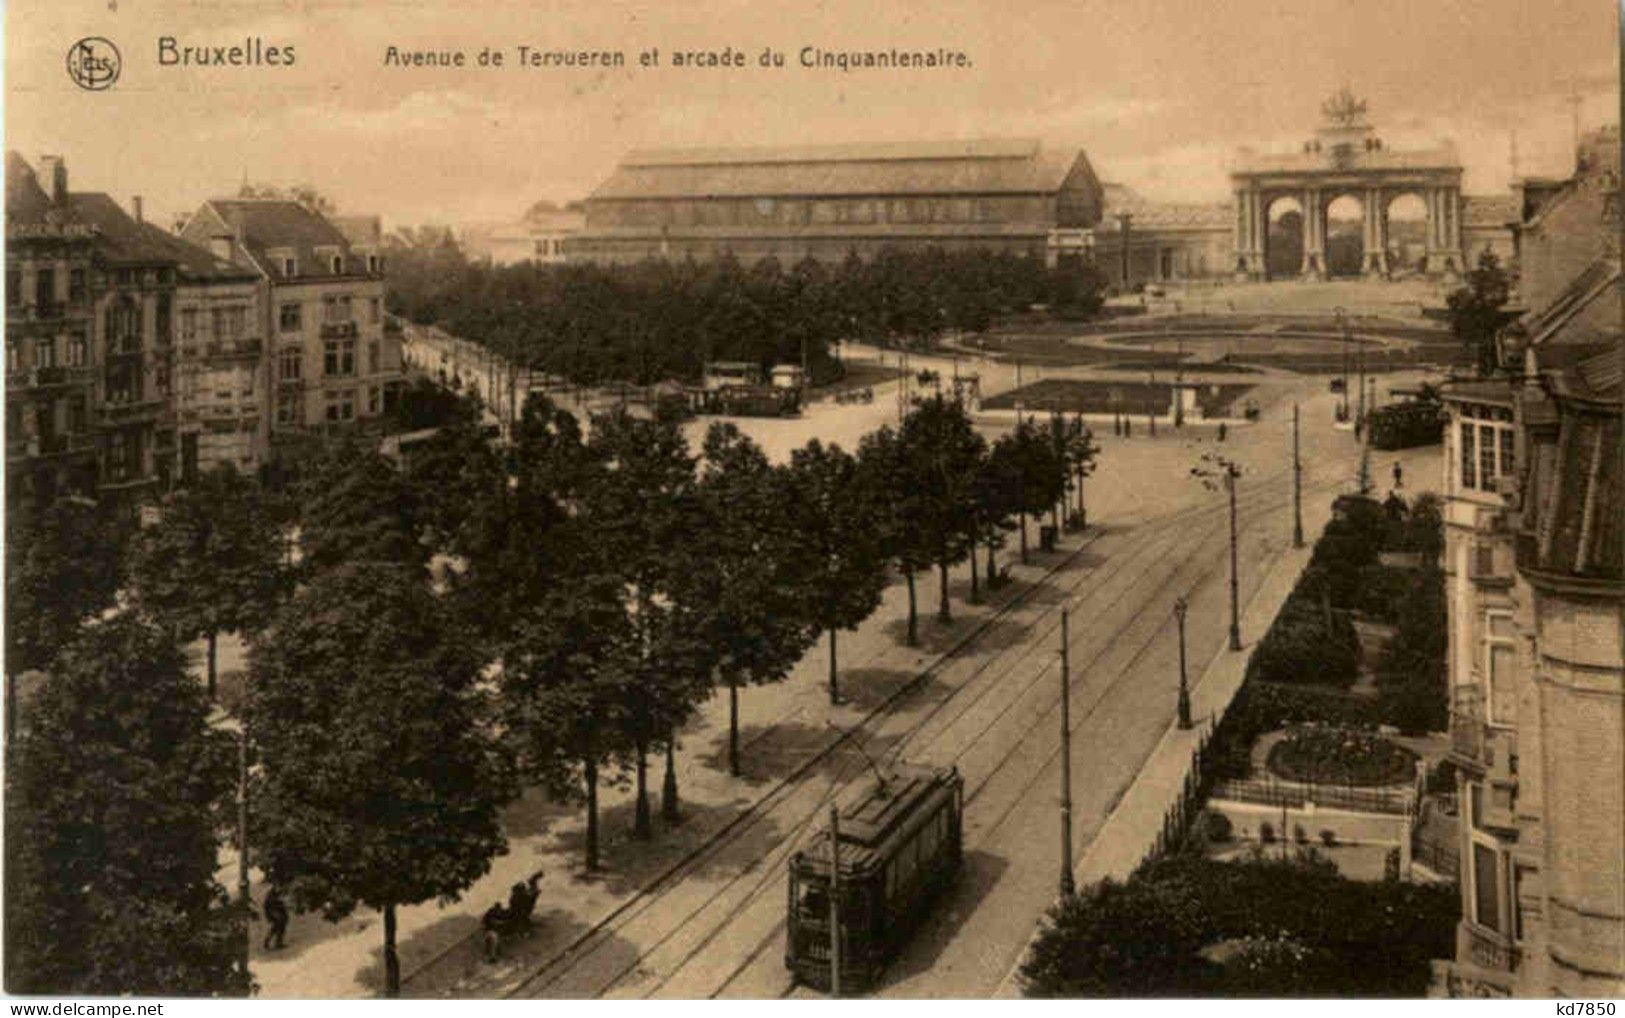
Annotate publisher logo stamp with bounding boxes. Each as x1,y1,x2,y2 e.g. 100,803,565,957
66,37,121,91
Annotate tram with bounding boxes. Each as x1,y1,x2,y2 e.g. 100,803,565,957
785,764,964,993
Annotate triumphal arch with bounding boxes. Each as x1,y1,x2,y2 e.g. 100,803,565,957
1232,90,1465,280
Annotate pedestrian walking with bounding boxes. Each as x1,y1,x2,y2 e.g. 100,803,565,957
481,901,510,963
1392,461,1404,489
262,887,289,951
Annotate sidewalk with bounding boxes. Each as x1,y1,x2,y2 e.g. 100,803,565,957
991,481,1338,998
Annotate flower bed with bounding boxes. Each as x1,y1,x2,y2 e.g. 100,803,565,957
1265,726,1417,787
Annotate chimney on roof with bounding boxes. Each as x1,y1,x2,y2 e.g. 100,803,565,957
37,155,67,205
132,196,143,223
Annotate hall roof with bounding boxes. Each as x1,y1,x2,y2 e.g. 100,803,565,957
588,139,1090,200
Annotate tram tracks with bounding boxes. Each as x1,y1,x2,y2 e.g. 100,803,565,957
702,477,1323,999
513,455,1348,1000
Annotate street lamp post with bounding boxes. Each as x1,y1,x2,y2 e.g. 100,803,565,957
1227,467,1241,650
1058,607,1075,898
1195,454,1244,651
237,726,251,988
1174,597,1192,730
1293,403,1304,548
1336,306,1350,420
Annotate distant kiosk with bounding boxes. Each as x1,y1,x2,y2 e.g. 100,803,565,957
1231,89,1467,281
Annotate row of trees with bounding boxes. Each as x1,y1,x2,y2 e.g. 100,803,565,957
385,242,1108,387
5,389,1097,997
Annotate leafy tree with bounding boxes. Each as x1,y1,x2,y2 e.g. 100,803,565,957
992,420,1067,563
783,440,890,704
297,439,424,575
4,497,130,737
858,425,931,644
1020,875,1212,996
126,465,288,699
1445,250,1512,376
1058,413,1101,527
578,408,711,835
5,615,243,996
501,567,635,871
967,443,1019,598
246,562,513,997
897,395,986,621
692,424,820,775
386,375,482,433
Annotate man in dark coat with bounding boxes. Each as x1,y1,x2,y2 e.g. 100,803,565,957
262,887,290,950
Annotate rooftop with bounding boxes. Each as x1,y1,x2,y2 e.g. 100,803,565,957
588,139,1091,201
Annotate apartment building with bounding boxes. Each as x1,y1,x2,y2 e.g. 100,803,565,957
180,200,400,457
6,153,179,512
137,226,270,478
1433,130,1623,999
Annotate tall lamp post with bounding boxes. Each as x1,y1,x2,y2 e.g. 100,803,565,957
1173,597,1192,729
1292,403,1304,548
1335,306,1350,420
1193,454,1244,651
1058,607,1075,898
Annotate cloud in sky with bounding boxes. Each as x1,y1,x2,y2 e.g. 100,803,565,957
6,0,1618,226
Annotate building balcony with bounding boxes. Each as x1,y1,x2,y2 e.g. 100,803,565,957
320,321,359,339
1463,922,1522,975
99,396,166,423
200,338,264,361
6,431,97,462
1450,685,1486,764
6,365,96,390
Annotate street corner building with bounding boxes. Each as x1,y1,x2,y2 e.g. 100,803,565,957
180,199,404,464
566,138,1105,266
1432,124,1624,998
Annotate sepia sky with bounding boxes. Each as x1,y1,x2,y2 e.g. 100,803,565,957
5,0,1619,229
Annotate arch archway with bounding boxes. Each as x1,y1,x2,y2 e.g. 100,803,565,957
1324,194,1365,277
1264,195,1304,281
1384,192,1428,277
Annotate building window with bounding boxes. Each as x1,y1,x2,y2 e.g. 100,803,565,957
1471,841,1501,933
180,308,199,343
156,294,172,340
324,389,356,422
277,394,298,426
367,385,380,415
330,255,343,275
1484,612,1516,725
1460,421,1476,490
282,257,297,277
68,395,87,434
34,336,56,369
279,348,302,382
35,268,55,308
323,339,355,377
323,295,354,323
369,297,381,324
68,268,86,304
368,341,380,374
5,341,18,373
65,330,87,367
106,300,142,354
279,303,302,332
6,269,20,308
